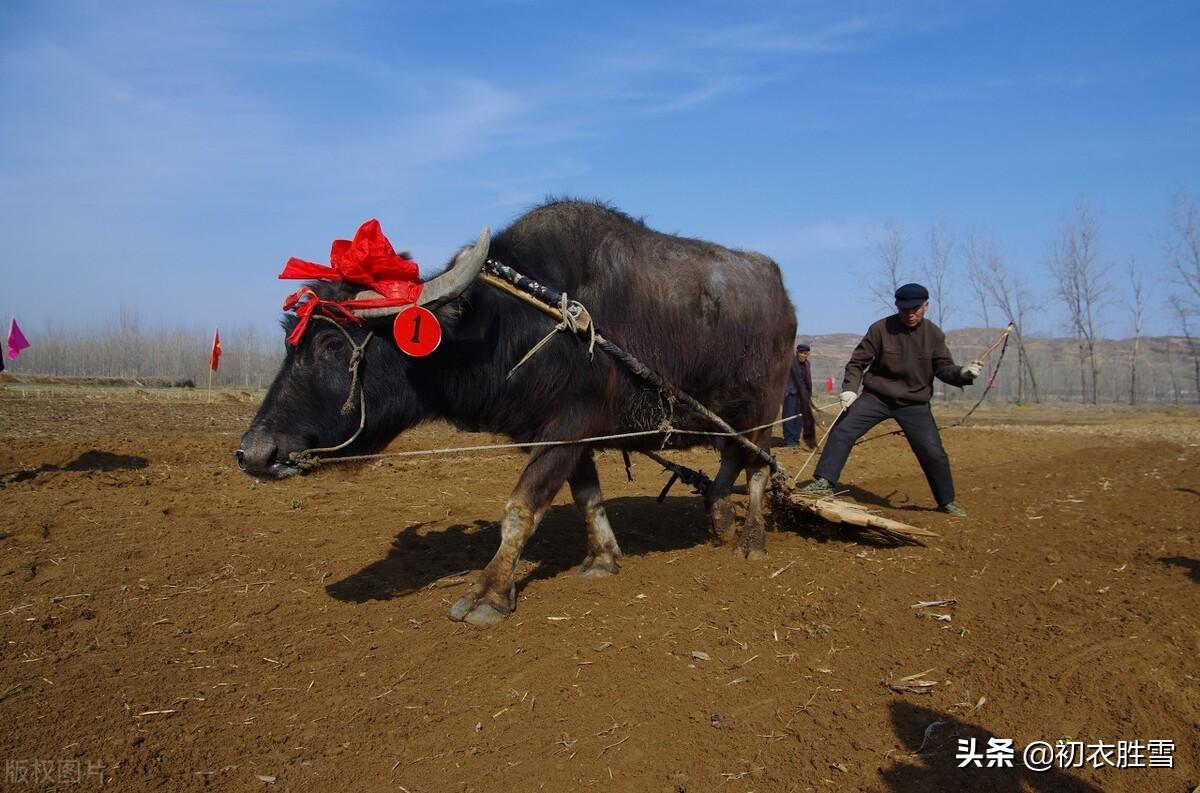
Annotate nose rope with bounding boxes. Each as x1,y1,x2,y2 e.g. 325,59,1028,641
288,315,374,469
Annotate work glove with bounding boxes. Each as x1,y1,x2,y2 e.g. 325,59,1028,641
962,360,983,379
839,390,858,410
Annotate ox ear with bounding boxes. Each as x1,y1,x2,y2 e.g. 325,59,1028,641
350,228,490,322
418,227,490,308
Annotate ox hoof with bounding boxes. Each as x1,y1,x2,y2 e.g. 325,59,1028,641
740,546,768,561
448,594,476,622
579,554,621,577
709,501,737,546
449,593,512,626
463,602,510,626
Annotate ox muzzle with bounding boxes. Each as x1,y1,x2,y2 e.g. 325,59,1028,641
236,427,304,479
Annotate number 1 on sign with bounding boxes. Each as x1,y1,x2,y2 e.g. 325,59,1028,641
393,305,442,357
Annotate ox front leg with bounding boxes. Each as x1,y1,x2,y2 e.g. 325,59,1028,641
705,445,744,547
570,451,622,577
449,445,582,626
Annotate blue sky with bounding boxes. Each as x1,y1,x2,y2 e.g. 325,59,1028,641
2,0,1197,341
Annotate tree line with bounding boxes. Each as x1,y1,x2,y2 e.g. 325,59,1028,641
5,312,282,390
857,190,1200,405
5,191,1199,405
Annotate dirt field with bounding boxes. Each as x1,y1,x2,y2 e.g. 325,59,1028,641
1,387,1197,792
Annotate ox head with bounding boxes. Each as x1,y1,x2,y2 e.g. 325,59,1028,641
236,229,490,479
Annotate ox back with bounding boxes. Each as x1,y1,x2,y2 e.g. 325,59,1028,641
417,200,797,446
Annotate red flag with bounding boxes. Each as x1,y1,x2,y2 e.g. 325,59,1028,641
825,376,834,393
209,328,222,372
7,318,30,360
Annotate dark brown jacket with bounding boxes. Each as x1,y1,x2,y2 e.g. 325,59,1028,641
842,315,973,406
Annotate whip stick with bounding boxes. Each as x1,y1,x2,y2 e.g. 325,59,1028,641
792,403,846,483
979,322,1015,360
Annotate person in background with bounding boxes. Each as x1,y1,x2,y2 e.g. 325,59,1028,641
799,283,982,516
782,343,815,448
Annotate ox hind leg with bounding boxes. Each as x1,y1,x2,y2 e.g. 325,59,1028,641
570,451,623,577
706,432,771,560
737,426,772,560
449,444,584,626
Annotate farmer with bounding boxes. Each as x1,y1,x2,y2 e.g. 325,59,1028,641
799,283,982,516
781,343,813,447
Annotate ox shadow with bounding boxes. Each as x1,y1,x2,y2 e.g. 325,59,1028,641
0,450,149,487
1159,556,1200,584
326,494,710,603
879,701,1103,793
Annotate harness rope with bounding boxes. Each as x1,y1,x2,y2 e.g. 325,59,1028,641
295,410,812,469
506,291,596,379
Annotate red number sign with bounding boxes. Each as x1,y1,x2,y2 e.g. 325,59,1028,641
392,305,442,357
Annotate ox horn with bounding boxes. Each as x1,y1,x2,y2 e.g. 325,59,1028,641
352,227,490,321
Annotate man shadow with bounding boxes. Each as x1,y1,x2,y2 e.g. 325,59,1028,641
837,485,931,513
326,494,710,603
1160,556,1200,584
877,701,1104,792
1,450,149,486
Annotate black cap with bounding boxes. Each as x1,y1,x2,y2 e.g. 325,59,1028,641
894,282,929,309
796,343,810,352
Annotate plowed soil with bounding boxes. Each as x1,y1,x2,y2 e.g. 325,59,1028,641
1,388,1197,792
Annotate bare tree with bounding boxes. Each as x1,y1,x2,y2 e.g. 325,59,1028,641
1049,201,1110,403
1167,189,1200,304
1164,336,1182,404
864,221,906,312
971,238,1041,403
964,231,993,330
1167,190,1200,402
1126,261,1144,405
1171,295,1200,403
921,223,955,328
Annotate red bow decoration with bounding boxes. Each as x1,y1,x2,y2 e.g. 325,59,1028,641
278,219,423,345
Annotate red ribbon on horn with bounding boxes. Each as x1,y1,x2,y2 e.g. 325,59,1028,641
278,219,424,345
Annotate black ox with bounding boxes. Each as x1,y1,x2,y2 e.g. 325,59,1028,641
238,200,800,625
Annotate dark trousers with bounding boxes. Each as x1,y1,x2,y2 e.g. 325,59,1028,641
782,394,806,446
814,392,956,506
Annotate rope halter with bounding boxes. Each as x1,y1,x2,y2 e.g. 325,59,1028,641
287,315,375,470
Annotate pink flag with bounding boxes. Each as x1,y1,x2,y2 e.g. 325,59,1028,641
7,318,29,360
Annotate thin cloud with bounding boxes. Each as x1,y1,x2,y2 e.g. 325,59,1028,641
646,75,746,114
699,16,875,54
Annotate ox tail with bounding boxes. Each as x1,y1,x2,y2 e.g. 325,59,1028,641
801,396,817,449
